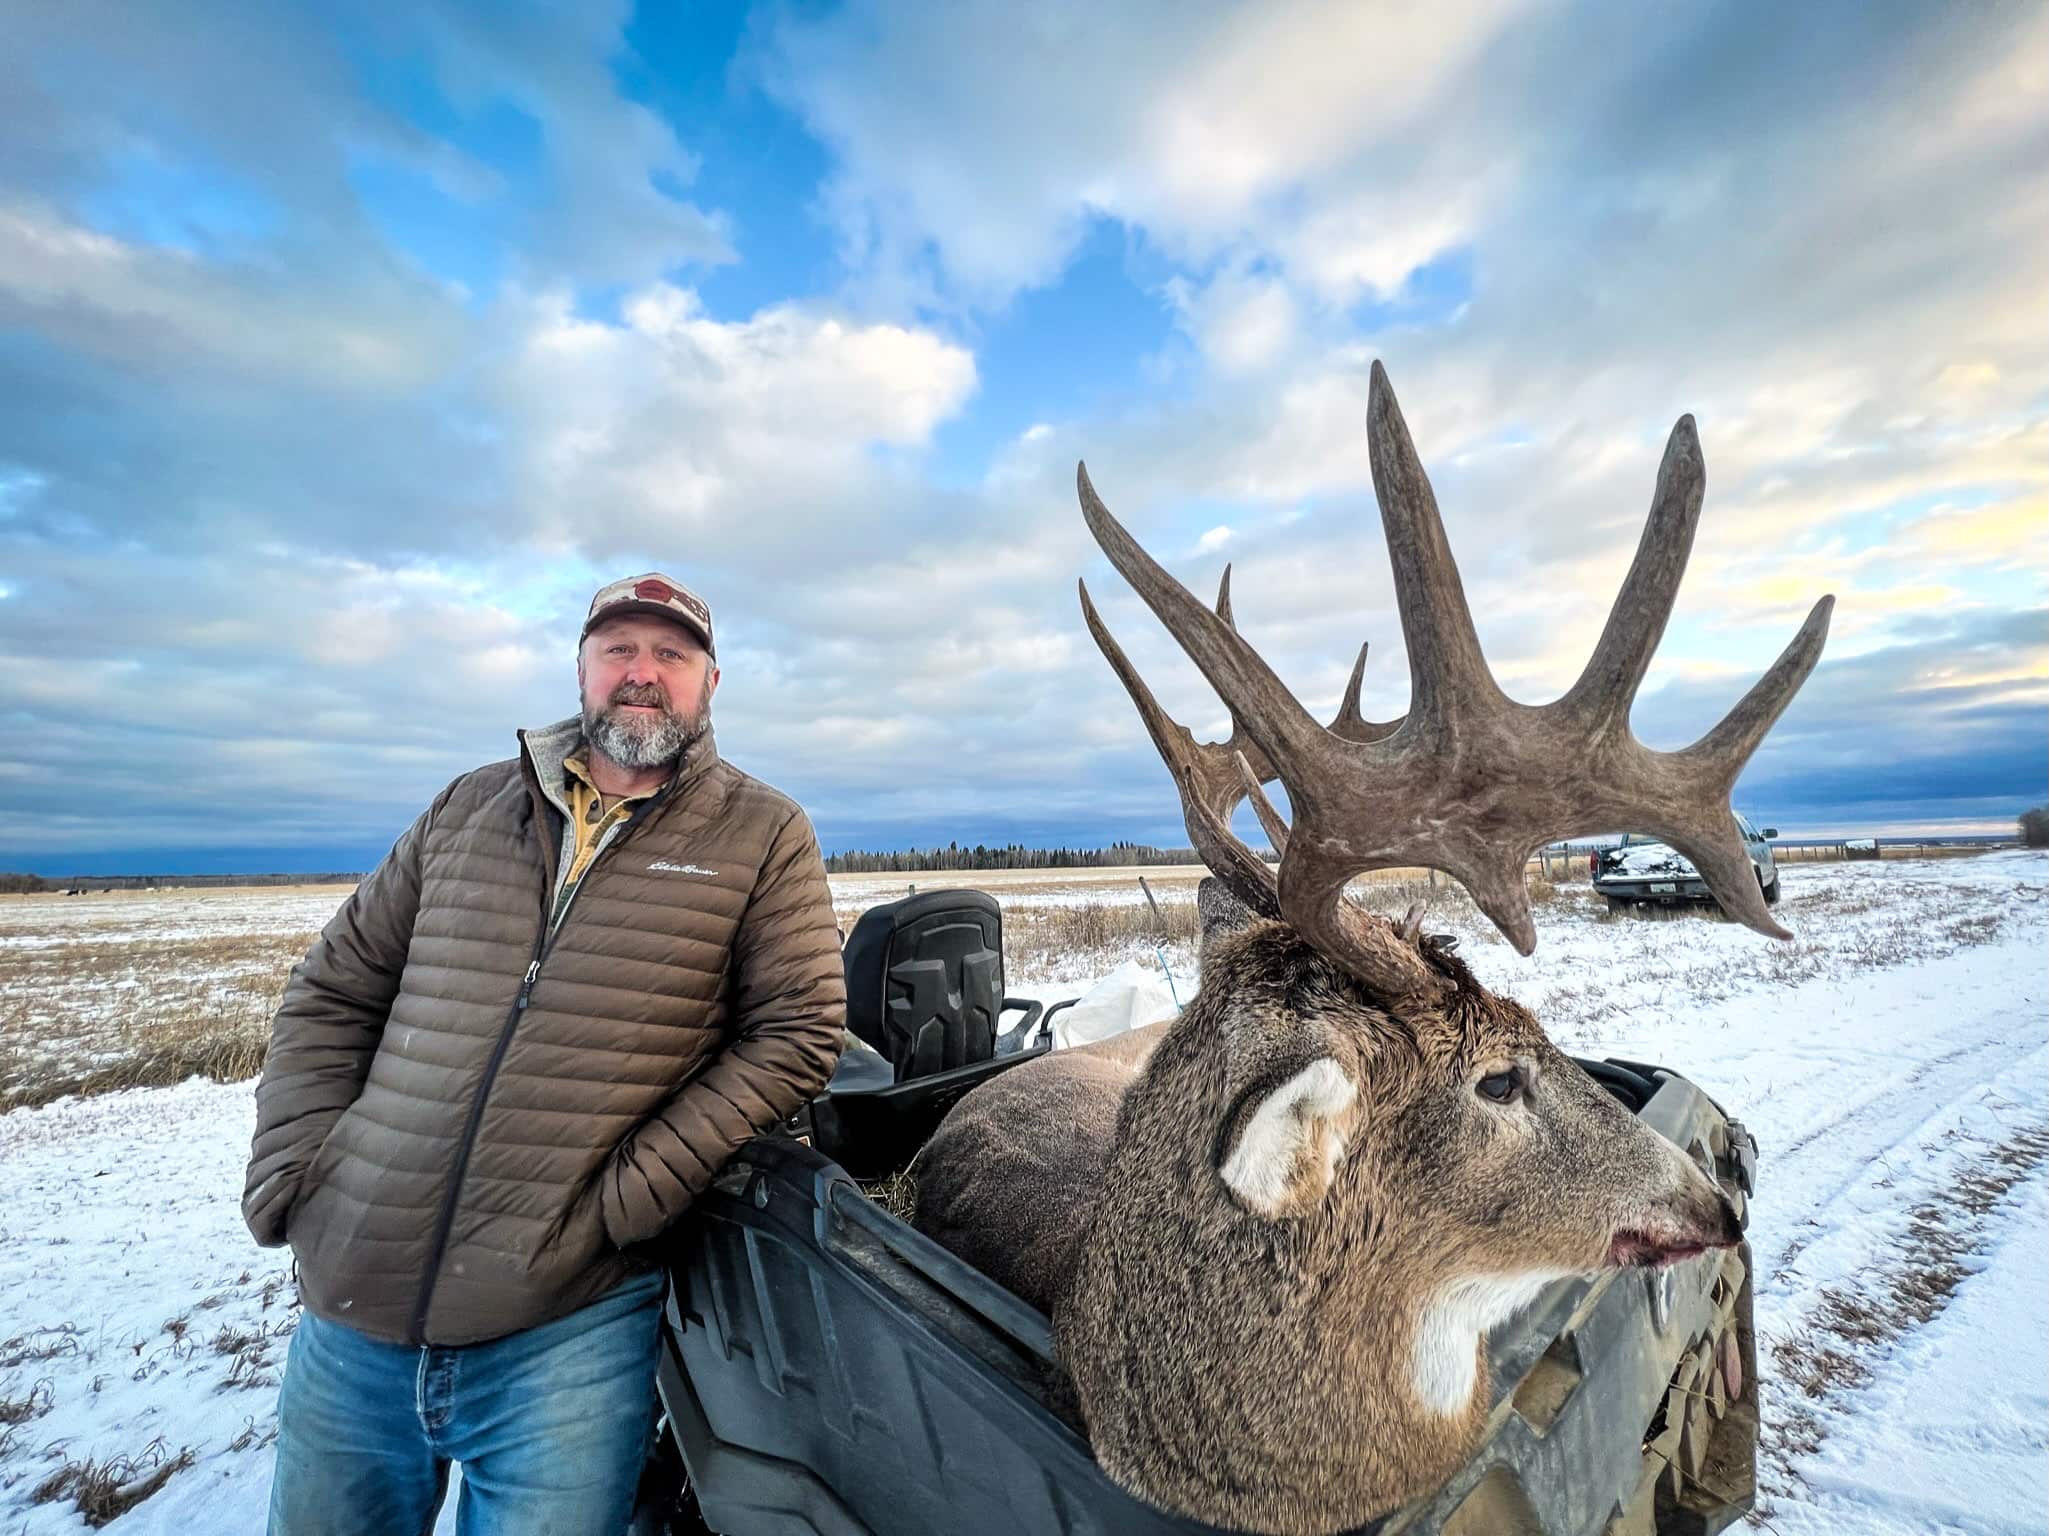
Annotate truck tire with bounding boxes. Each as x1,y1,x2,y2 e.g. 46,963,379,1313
1760,874,1780,906
1605,895,1633,913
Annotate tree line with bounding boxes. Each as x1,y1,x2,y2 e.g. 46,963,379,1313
0,871,365,893
7,809,2041,891
821,841,1220,874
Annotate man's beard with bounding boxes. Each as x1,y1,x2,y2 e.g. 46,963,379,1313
582,678,712,772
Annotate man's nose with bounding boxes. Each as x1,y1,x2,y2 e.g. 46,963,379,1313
622,655,660,683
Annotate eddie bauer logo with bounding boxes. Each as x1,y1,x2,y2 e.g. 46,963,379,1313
648,860,719,877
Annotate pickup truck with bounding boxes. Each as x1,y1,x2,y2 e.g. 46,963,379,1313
628,892,1763,1536
1593,816,1780,913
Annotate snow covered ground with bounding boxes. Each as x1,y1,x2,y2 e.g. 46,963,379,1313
1,852,2043,1534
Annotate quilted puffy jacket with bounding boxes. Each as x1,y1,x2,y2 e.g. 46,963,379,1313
241,718,846,1345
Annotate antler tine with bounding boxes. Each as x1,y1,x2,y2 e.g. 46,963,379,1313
1662,815,1790,940
1215,565,1235,628
1329,641,1403,744
1682,595,1835,784
1461,849,1542,956
1078,463,1329,771
1563,416,1706,731
1331,642,1369,735
1079,579,1281,918
1278,851,1450,999
1234,752,1291,858
1366,362,1502,725
1641,592,1833,943
1398,903,1425,944
1175,761,1285,917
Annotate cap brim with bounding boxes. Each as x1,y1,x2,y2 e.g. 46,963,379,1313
581,602,714,655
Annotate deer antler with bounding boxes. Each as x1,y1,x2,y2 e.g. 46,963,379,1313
1079,567,1398,923
1078,360,1833,986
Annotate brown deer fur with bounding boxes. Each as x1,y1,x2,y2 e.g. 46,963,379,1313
915,923,1738,1534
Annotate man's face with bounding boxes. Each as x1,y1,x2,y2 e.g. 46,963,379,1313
577,614,720,772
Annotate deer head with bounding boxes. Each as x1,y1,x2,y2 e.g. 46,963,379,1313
1043,363,1829,1534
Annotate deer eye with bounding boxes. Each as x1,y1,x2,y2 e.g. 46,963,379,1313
1476,1068,1522,1104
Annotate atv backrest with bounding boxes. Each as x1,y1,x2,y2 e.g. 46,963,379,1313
842,889,1010,1082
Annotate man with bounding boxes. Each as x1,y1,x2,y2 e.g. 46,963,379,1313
244,573,846,1536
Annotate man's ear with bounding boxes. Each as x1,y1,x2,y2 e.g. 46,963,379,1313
1219,1057,1361,1218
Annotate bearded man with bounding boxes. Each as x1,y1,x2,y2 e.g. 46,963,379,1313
243,573,846,1536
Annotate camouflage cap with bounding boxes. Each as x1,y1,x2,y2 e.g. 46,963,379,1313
581,573,715,657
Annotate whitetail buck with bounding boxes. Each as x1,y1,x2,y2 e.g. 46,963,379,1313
914,362,1831,1535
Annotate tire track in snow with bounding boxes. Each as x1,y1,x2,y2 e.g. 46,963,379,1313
1756,1119,2049,1518
1776,1033,2012,1161
1761,1037,2046,1280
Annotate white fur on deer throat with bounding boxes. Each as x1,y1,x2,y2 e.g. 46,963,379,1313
1220,1057,1356,1217
1410,1270,1575,1418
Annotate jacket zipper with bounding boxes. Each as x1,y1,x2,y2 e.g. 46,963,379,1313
405,786,668,1345
408,931,547,1344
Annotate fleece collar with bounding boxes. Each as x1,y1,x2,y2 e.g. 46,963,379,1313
516,714,722,823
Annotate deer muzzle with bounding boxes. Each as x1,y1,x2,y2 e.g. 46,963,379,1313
1607,1169,1742,1268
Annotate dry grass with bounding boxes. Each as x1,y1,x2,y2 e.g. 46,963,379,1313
31,1438,195,1527
0,922,316,1111
1000,899,1200,977
861,1167,921,1224
0,1325,83,1370
0,1377,53,1427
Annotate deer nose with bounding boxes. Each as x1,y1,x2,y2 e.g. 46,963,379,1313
1710,1193,1743,1248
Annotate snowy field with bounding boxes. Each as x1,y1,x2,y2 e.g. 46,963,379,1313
1,852,2043,1533
0,888,347,1111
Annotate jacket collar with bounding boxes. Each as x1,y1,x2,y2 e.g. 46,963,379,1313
517,714,723,824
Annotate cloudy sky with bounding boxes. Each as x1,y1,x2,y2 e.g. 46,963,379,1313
2,0,2043,874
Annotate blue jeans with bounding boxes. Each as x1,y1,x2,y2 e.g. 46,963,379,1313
268,1269,666,1536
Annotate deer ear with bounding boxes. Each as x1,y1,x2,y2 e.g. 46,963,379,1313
1219,1057,1360,1217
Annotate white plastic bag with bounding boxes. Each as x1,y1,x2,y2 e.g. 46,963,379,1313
1049,960,1181,1050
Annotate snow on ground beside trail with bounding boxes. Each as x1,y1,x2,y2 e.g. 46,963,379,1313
0,852,2043,1533
1768,1175,2048,1536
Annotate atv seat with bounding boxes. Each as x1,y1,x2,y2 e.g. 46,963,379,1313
797,889,1052,1179
842,888,1043,1078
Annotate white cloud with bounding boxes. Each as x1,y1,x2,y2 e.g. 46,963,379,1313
1167,267,1300,374
0,202,462,388
755,0,1525,308
493,283,977,557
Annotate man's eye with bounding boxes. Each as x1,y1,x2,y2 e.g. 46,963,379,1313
1476,1070,1521,1104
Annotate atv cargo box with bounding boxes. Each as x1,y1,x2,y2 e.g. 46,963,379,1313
639,1056,1760,1536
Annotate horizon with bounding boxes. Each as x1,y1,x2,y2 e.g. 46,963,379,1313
15,816,2032,882
2,2,2044,868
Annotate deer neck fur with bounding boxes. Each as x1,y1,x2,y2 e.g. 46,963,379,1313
1052,1002,1538,1536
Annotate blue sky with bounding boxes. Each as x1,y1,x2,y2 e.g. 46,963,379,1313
1,0,2043,874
